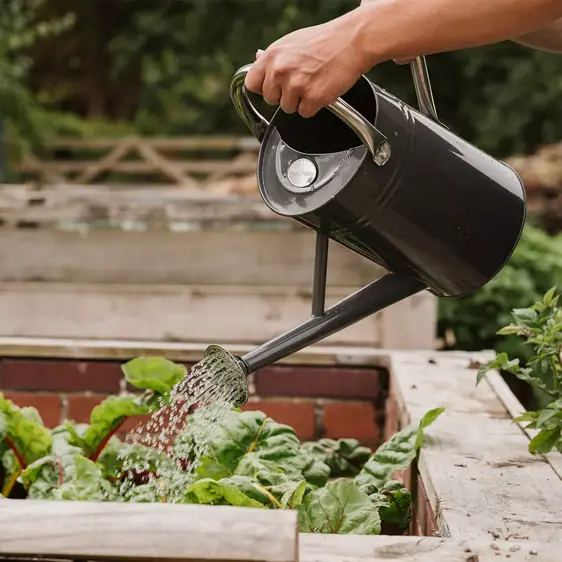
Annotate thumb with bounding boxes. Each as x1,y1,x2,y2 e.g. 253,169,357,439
256,49,265,59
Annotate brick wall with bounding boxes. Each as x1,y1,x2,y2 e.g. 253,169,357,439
0,356,438,535
0,358,387,447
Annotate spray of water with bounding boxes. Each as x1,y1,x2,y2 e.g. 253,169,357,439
118,346,248,502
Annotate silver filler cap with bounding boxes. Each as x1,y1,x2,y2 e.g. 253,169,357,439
287,158,317,188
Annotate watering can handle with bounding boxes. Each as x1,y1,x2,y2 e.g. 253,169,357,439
231,64,392,165
409,57,439,121
231,57,439,166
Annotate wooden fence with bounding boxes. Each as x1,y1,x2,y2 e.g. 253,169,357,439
17,136,260,189
1,135,440,349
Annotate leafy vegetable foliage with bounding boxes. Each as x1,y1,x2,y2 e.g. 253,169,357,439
0,356,444,536
477,287,562,455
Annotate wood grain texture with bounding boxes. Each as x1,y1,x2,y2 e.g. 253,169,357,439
0,282,383,346
16,136,260,187
485,369,562,481
0,229,379,286
0,500,298,562
390,351,562,545
299,534,559,562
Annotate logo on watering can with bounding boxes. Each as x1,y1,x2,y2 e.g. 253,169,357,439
287,158,317,188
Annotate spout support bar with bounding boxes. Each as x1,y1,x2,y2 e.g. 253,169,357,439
311,230,329,317
240,272,426,374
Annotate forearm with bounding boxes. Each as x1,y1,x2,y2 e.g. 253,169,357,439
513,18,562,52
350,0,562,66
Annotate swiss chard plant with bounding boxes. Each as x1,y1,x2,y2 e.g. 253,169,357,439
477,287,562,455
0,356,444,536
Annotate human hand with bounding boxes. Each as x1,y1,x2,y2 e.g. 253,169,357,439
244,13,373,118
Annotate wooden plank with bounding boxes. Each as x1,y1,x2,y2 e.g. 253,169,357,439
0,282,382,347
0,337,392,364
45,136,260,151
21,159,258,175
0,201,283,227
390,351,562,545
0,229,381,286
485,369,562,481
0,500,298,562
299,534,560,562
74,138,134,184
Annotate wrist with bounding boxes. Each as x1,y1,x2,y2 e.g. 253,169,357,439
346,2,399,71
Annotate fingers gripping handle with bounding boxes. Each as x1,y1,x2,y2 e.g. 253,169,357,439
230,64,392,166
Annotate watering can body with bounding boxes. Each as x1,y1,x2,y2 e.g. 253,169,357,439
224,59,527,375
233,65,526,299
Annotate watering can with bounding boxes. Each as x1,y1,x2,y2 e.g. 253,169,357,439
201,56,527,380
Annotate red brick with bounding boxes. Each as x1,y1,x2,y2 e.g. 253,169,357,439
255,366,383,399
66,395,106,423
384,394,400,441
3,392,62,428
416,474,437,536
241,400,316,441
0,359,122,392
322,402,379,444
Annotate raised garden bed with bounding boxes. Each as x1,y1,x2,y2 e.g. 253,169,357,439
0,338,560,561
0,193,436,349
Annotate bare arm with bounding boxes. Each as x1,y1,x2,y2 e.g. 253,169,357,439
514,18,562,52
244,0,562,117
354,0,562,65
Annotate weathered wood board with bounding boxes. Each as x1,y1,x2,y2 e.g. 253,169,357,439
0,229,379,287
0,282,435,348
0,228,438,349
0,342,559,561
390,350,562,548
300,534,559,562
0,500,298,562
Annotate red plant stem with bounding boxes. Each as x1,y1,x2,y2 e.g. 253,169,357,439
90,417,126,462
55,457,64,486
4,436,26,469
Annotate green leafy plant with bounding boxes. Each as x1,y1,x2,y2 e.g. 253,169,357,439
477,287,562,455
0,356,444,536
0,356,184,497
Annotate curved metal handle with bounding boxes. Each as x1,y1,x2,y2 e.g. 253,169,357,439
230,64,392,166
409,56,439,122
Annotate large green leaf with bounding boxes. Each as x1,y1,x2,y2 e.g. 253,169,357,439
355,408,444,489
191,410,329,487
22,453,118,501
297,479,381,535
121,357,186,395
301,438,371,477
369,480,413,534
184,477,266,508
81,395,151,458
0,393,52,467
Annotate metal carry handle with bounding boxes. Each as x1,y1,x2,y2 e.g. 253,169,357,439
231,64,391,165
409,56,439,121
230,56,438,166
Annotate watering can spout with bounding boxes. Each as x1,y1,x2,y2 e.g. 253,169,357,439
237,271,425,375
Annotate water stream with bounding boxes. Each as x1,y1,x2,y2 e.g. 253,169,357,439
118,349,248,502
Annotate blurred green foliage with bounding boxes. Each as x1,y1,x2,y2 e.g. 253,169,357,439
1,1,561,361
0,0,74,152
0,0,556,158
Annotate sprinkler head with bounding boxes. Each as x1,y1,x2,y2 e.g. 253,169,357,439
202,344,250,407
